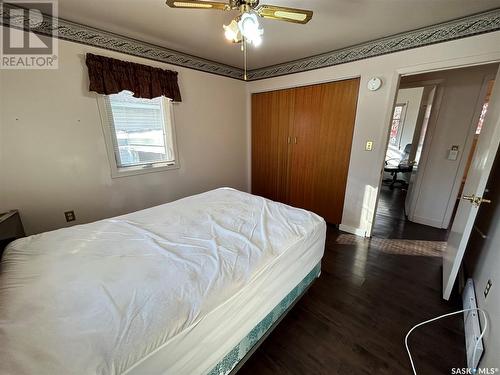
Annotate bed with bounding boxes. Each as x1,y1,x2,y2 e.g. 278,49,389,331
0,188,326,375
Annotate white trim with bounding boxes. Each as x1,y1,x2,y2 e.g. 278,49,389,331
410,215,446,229
365,72,402,238
339,224,367,237
96,94,180,179
246,88,252,193
248,74,362,95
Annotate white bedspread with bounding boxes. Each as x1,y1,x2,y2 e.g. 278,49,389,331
0,188,325,375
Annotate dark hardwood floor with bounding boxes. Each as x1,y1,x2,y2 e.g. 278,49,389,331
238,187,464,375
372,185,449,241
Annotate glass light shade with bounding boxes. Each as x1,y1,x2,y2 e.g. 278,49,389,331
237,12,263,46
223,20,240,42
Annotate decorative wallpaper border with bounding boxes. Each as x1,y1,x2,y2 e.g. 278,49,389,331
0,3,244,79
247,8,500,80
1,4,500,81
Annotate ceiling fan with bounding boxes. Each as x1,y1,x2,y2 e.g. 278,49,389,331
165,0,313,79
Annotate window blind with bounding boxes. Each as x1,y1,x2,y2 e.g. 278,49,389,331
104,91,175,168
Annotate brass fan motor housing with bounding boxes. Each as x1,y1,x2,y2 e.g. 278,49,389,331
230,0,260,9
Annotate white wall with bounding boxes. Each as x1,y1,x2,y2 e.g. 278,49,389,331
0,36,248,234
470,171,500,370
247,31,500,237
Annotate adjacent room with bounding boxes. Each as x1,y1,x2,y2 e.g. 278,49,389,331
1,1,500,374
374,64,498,241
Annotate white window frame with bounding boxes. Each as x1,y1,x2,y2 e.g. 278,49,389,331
97,94,180,178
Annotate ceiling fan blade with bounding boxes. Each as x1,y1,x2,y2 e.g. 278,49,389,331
256,5,313,24
165,0,229,11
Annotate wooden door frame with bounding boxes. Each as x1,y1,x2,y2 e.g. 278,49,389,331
370,60,500,238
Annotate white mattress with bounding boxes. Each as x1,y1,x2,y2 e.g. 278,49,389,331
0,188,326,375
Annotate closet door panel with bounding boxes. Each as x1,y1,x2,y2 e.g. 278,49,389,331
314,78,359,223
288,78,360,223
251,90,294,202
287,85,323,211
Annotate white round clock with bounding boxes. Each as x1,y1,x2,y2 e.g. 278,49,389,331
367,77,382,91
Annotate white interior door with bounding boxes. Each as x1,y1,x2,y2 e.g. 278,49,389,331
443,66,500,300
405,86,439,219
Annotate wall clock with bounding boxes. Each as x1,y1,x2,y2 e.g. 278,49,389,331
367,77,382,91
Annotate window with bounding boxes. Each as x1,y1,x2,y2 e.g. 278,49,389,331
476,102,489,135
98,91,179,177
389,103,407,147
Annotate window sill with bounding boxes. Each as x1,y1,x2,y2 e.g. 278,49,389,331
110,162,180,178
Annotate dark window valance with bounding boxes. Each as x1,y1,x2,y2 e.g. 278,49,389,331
85,53,182,102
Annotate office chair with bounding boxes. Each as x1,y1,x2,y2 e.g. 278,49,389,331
384,143,414,189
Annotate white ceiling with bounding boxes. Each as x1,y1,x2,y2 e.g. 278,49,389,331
58,0,500,70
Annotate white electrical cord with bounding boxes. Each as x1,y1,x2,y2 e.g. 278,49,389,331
405,308,488,375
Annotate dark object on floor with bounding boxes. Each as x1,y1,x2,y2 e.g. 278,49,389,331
384,163,413,189
384,143,413,189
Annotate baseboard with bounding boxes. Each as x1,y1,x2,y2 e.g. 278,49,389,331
409,215,444,229
339,224,367,237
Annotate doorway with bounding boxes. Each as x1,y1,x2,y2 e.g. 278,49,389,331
372,82,445,240
372,63,499,242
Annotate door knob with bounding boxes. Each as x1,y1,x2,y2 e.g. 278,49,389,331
462,194,491,207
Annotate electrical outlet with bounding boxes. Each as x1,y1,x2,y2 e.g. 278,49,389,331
484,279,492,298
365,141,373,151
64,211,76,222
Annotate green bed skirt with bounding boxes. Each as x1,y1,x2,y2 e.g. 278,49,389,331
207,262,321,375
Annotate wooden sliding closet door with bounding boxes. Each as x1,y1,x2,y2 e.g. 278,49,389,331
288,79,360,223
251,78,359,224
287,84,323,213
251,89,294,202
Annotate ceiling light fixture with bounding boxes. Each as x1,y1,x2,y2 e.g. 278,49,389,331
237,12,263,46
223,19,240,43
222,10,263,80
166,0,314,80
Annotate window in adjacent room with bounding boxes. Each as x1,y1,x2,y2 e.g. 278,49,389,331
98,90,179,177
389,103,407,148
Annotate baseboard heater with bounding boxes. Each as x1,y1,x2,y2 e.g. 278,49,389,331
462,278,484,370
